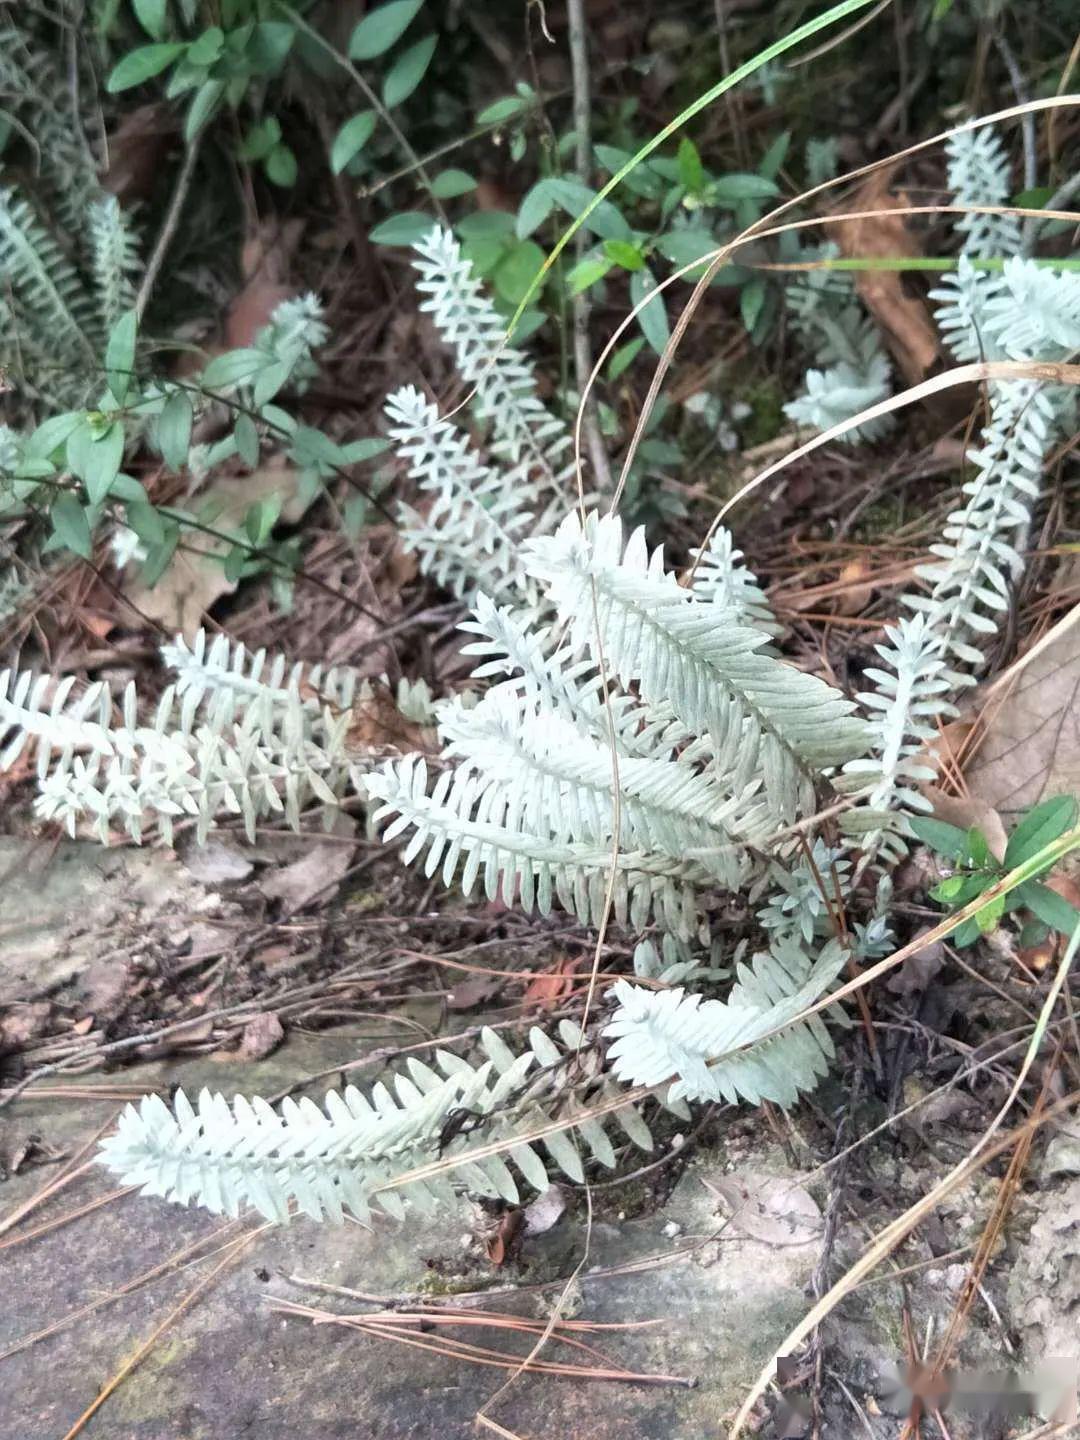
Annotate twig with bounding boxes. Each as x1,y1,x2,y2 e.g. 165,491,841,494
565,0,612,495
135,134,203,322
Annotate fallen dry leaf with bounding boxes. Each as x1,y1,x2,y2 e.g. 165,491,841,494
918,784,1008,860
705,1171,823,1247
966,621,1080,819
0,1002,52,1051
344,681,434,758
237,1011,285,1061
183,840,254,885
102,103,176,203
124,457,312,632
523,953,580,1008
258,839,355,912
828,166,939,387
523,1184,567,1236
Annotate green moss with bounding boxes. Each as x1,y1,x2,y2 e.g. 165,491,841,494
738,376,786,448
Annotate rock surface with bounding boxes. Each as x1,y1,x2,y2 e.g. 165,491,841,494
0,1036,823,1440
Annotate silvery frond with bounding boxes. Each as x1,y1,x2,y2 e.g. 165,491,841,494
435,685,757,876
410,225,573,505
757,841,851,946
0,666,350,846
687,527,781,636
632,935,728,987
784,353,893,443
87,195,141,334
911,380,1056,666
784,254,894,444
980,256,1080,361
523,512,870,824
604,938,846,1107
0,186,96,366
257,292,329,373
386,384,539,605
929,256,1002,363
944,123,1021,259
99,1023,658,1224
161,628,361,719
368,753,717,937
841,613,954,856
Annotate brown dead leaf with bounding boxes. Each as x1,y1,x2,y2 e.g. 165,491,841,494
828,167,939,386
258,839,355,913
705,1171,823,1247
237,1012,285,1061
523,954,580,1008
344,681,433,758
966,622,1080,819
918,784,1008,860
0,1002,52,1051
485,1208,523,1267
124,457,311,632
102,103,176,203
834,558,876,617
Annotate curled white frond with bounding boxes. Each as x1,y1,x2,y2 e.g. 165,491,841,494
687,527,781,636
604,938,845,1107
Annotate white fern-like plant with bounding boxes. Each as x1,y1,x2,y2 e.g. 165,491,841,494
783,244,894,443
101,1020,672,1226
0,631,357,845
385,384,539,605
411,225,573,500
843,122,1080,861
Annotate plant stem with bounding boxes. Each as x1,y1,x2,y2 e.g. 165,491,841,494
565,0,612,495
135,134,204,324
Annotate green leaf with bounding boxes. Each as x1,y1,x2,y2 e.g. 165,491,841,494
431,168,477,199
126,499,166,546
456,210,516,241
566,254,611,295
476,95,527,125
740,276,766,333
655,229,726,276
26,412,83,461
546,177,631,242
931,874,967,903
382,34,437,108
238,116,281,161
157,391,193,471
264,143,298,187
949,917,980,947
709,172,781,204
974,892,1006,936
185,77,225,140
187,25,224,67
515,181,556,240
248,21,295,74
493,241,546,305
369,211,435,245
607,336,645,380
330,110,377,173
1004,795,1079,868
1016,881,1080,938
966,827,992,868
81,423,125,505
133,0,168,40
202,348,267,388
759,130,791,181
105,308,138,405
603,238,644,271
677,137,706,194
49,492,92,559
349,0,423,60
630,264,668,354
1013,185,1055,210
141,525,179,586
909,815,970,859
107,42,186,92
338,437,392,462
234,413,260,467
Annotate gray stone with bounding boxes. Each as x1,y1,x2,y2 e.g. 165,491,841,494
0,1036,824,1440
